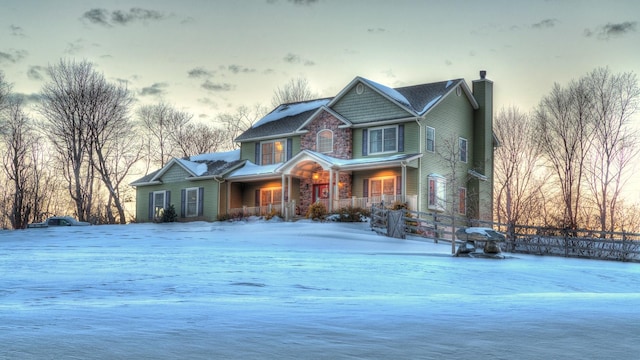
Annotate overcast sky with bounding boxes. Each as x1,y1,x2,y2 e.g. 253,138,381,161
1,0,639,122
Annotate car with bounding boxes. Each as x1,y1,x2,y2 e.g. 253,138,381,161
27,216,91,228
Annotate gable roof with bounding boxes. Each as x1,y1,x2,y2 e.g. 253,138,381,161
331,76,479,117
235,76,480,143
235,98,332,142
130,149,244,186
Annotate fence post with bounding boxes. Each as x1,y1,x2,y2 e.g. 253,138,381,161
622,232,627,262
563,227,569,257
433,213,438,243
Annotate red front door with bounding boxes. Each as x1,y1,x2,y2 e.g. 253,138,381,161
312,184,329,203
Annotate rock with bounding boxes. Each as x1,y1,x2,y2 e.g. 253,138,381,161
455,241,476,256
483,240,502,254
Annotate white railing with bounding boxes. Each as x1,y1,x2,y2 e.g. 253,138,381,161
227,195,418,219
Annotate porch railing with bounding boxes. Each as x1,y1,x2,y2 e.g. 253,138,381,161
227,195,418,219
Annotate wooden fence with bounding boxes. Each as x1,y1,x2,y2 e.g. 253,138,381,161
370,204,640,262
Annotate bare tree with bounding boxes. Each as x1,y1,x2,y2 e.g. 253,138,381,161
493,106,547,228
271,77,318,108
39,59,133,223
584,67,640,233
534,79,595,229
137,102,192,168
85,79,137,224
0,97,39,228
436,134,467,254
216,104,268,150
172,122,226,157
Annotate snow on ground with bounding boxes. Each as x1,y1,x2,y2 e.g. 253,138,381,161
1,220,639,359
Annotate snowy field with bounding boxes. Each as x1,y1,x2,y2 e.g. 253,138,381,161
1,220,639,360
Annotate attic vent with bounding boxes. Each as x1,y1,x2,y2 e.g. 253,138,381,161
356,83,364,95
456,87,462,96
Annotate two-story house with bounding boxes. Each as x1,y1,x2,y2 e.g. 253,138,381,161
132,71,495,222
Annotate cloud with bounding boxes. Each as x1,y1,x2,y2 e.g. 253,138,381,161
585,21,637,40
13,92,42,105
0,49,28,64
27,65,46,80
201,80,235,92
188,67,214,78
532,19,558,29
367,27,386,34
10,25,25,37
283,53,315,66
81,7,166,27
139,82,168,96
226,64,256,74
445,60,453,66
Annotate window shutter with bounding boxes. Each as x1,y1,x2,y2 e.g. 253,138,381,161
148,192,154,220
198,187,204,216
166,191,171,209
398,124,404,152
362,129,368,156
255,189,260,207
180,189,186,218
363,178,369,198
287,138,293,160
396,176,402,195
255,143,260,165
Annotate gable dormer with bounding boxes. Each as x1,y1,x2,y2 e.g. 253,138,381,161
329,77,417,124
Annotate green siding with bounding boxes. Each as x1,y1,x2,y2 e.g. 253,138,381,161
332,85,412,124
135,180,220,223
417,89,476,214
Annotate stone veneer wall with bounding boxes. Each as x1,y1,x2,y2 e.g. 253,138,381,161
299,110,353,215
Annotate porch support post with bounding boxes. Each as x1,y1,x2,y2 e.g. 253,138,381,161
328,168,333,212
226,181,232,215
335,170,340,208
401,162,407,202
281,174,286,207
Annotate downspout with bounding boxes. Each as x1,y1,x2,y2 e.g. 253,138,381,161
213,175,228,216
415,117,422,212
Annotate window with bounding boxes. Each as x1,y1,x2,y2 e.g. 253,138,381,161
260,187,282,206
317,129,333,153
369,177,396,198
261,139,286,165
426,126,435,152
458,187,467,215
428,175,446,211
185,188,199,217
153,191,167,218
369,126,397,154
459,137,468,163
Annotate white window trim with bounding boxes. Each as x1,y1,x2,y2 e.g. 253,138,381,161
459,137,468,163
428,175,446,211
368,125,398,155
185,187,200,217
317,129,334,154
153,190,167,218
426,126,435,153
369,176,396,198
260,139,287,165
260,187,283,206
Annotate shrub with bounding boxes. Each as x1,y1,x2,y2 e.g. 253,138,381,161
330,206,370,222
264,209,282,221
306,202,328,221
161,204,178,222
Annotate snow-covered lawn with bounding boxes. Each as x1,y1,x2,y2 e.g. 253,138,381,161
1,220,639,359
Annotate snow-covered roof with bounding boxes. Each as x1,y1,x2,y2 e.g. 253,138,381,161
189,149,241,163
175,158,208,176
252,98,331,129
359,78,413,109
227,161,281,179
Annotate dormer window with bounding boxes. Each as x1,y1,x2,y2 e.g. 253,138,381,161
317,129,333,153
